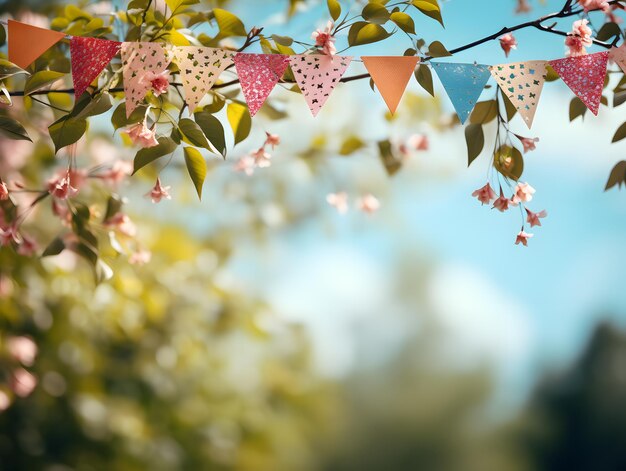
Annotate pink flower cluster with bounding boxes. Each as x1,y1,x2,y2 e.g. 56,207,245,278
326,192,381,215
565,19,593,57
398,134,429,157
146,177,171,203
0,336,38,412
312,21,337,56
234,132,281,176
499,33,517,58
472,181,547,247
125,120,158,148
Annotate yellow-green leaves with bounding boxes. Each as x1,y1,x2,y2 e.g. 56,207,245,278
412,0,444,26
327,0,341,21
213,8,247,37
24,71,65,95
428,41,451,58
49,116,87,153
0,116,31,141
362,3,390,24
378,140,402,176
465,124,484,166
605,161,626,191
339,136,365,156
390,12,415,35
227,103,252,145
612,122,626,143
348,22,390,46
195,111,226,156
183,147,207,200
414,64,434,96
133,137,177,174
494,145,524,181
470,100,498,125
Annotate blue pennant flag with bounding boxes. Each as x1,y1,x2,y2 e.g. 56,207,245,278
431,62,491,124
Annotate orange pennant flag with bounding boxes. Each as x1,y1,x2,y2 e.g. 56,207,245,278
362,56,419,114
8,20,66,69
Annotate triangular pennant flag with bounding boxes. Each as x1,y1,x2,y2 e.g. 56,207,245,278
549,51,609,116
8,20,66,69
234,53,290,116
70,36,121,99
172,47,234,114
609,44,626,75
361,56,419,114
120,42,171,118
432,62,491,124
490,61,547,129
289,54,352,116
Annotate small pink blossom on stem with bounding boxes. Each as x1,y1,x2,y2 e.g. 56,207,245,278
0,225,21,247
48,172,79,200
519,136,539,153
492,190,511,212
526,208,547,227
472,182,497,205
104,213,137,237
511,182,536,204
252,148,272,168
565,19,593,57
146,178,171,203
145,70,170,96
100,160,133,185
326,191,349,214
264,132,280,150
0,181,8,200
499,33,517,57
129,248,152,266
407,134,429,151
11,368,37,398
578,0,610,13
357,193,381,214
16,234,37,256
515,230,533,247
7,336,37,366
312,21,337,56
125,121,158,148
234,155,256,176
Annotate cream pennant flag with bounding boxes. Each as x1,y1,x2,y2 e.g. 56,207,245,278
549,51,609,116
490,61,547,129
172,47,234,114
120,42,171,118
609,44,626,74
362,56,420,114
234,53,290,116
289,54,352,116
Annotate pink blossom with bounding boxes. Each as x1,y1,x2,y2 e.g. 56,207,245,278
511,182,536,204
17,234,37,256
326,191,349,214
0,182,8,200
472,182,497,205
407,134,429,151
499,33,517,57
252,148,272,168
129,248,152,265
566,19,593,56
48,172,79,200
145,70,170,96
519,136,539,153
515,0,531,13
265,132,280,149
312,21,337,56
515,230,533,247
357,194,381,214
146,178,171,203
492,191,511,212
11,368,37,397
578,0,610,13
125,121,159,148
100,160,133,185
7,336,37,366
104,213,137,237
526,208,547,227
0,225,21,247
234,155,255,176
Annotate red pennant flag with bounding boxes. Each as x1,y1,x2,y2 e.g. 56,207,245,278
289,55,352,116
362,56,419,114
8,20,66,69
234,53,290,116
549,51,609,116
70,37,121,99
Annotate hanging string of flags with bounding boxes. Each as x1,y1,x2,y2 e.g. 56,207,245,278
5,20,626,128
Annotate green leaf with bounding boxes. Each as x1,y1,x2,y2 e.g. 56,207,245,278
133,137,177,174
49,116,87,153
613,122,626,143
362,3,390,24
501,90,517,121
111,103,147,130
428,41,451,58
72,93,113,120
0,116,31,141
605,161,626,191
327,0,341,21
414,64,434,97
339,136,365,155
227,103,252,145
183,147,207,200
412,0,444,26
213,8,247,37
348,22,390,46
41,237,65,257
469,100,498,124
596,22,621,42
0,59,28,80
390,12,415,34
0,24,5,48
569,97,587,121
178,118,211,149
465,124,484,166
95,259,114,284
494,145,524,181
195,111,226,156
272,34,293,47
24,71,65,95
378,140,402,176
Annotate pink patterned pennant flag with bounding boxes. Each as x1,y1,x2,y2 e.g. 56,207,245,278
172,47,234,114
609,44,626,74
549,51,609,116
120,42,171,118
289,54,352,116
70,36,121,99
234,53,290,116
